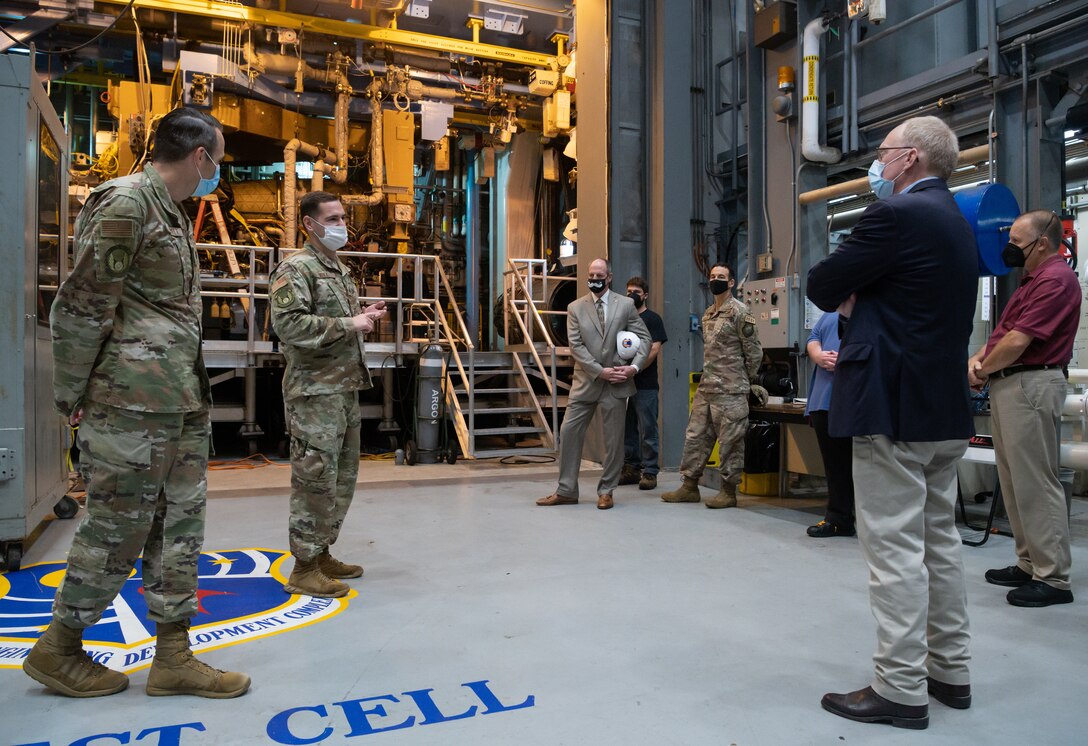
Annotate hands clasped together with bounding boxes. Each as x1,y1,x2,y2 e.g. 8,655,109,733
351,300,389,334
598,366,637,384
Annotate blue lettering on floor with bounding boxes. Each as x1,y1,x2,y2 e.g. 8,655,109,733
16,680,533,745
266,680,535,743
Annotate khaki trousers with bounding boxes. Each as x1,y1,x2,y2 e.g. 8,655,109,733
556,395,627,498
852,435,971,705
990,370,1071,590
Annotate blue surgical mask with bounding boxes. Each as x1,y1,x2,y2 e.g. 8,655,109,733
867,151,908,200
191,152,220,198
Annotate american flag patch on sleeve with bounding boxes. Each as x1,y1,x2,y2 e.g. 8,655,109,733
99,219,135,238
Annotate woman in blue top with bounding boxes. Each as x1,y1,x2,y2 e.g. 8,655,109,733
805,311,856,537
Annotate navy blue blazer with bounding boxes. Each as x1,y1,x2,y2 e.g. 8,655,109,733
807,179,977,442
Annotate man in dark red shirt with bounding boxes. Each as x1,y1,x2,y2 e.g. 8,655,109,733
969,210,1082,607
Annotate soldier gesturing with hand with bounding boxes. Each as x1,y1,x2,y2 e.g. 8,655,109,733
270,192,378,598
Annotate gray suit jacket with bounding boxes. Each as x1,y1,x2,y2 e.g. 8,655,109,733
567,290,651,401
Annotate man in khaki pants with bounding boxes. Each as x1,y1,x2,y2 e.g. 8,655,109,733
807,116,977,730
969,211,1080,607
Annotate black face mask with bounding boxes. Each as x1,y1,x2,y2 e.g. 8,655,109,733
1003,214,1056,269
708,279,731,295
587,279,607,294
627,291,645,309
1001,239,1034,269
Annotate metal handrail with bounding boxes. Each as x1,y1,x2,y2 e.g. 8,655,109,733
194,243,476,361
505,257,557,349
504,257,563,442
431,259,476,453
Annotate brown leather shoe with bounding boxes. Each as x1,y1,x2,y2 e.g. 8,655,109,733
926,677,971,709
597,494,614,510
821,686,928,730
536,493,578,506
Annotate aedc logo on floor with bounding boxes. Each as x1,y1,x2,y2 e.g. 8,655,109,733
0,548,347,671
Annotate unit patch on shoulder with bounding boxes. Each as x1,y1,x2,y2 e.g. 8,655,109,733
272,279,295,308
741,313,756,338
103,244,132,277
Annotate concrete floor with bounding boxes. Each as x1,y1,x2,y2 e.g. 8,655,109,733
3,460,1087,745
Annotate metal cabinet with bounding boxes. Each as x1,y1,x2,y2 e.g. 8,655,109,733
0,53,71,570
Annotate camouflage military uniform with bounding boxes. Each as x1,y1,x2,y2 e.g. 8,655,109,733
269,243,372,563
678,297,762,488
49,164,211,628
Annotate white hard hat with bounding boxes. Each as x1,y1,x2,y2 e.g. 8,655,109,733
616,330,640,360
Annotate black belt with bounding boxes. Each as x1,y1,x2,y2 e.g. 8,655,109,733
990,363,1068,379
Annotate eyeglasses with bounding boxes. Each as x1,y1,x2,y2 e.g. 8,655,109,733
876,145,916,160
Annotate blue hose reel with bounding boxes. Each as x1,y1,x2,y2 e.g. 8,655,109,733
954,183,1020,276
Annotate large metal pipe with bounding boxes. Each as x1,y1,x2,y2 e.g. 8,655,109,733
1060,443,1088,471
283,139,327,248
284,84,385,246
801,17,842,164
799,144,991,204
339,93,385,208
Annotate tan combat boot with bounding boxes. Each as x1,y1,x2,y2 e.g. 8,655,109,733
618,464,641,486
284,557,349,598
23,621,129,697
705,483,738,509
318,548,363,579
661,477,702,503
146,620,250,698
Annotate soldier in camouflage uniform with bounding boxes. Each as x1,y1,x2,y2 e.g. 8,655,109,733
662,264,766,508
270,191,386,598
24,108,249,699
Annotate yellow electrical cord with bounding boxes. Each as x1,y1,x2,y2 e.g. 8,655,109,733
208,453,290,470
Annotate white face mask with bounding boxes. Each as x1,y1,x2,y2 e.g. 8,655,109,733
309,221,348,251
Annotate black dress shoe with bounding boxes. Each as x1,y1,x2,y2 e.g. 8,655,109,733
927,677,971,709
821,686,928,730
1006,580,1074,607
985,565,1032,587
807,520,856,538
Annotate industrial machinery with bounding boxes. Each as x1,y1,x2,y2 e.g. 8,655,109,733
0,0,579,474
0,54,72,570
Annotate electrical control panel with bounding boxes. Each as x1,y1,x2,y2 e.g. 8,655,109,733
740,276,790,348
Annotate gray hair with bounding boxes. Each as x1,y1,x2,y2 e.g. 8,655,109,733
901,116,959,180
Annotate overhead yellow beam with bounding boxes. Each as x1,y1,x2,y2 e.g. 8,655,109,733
98,0,557,68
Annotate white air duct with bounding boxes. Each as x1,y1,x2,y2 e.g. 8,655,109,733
801,17,842,164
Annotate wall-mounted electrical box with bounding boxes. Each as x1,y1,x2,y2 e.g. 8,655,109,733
741,276,790,348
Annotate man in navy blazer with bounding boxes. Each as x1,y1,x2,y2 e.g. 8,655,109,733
807,116,977,730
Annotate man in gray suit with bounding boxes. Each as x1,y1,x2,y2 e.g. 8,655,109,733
537,258,651,510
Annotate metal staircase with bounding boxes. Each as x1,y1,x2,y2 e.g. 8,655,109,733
441,258,573,459
445,351,560,458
